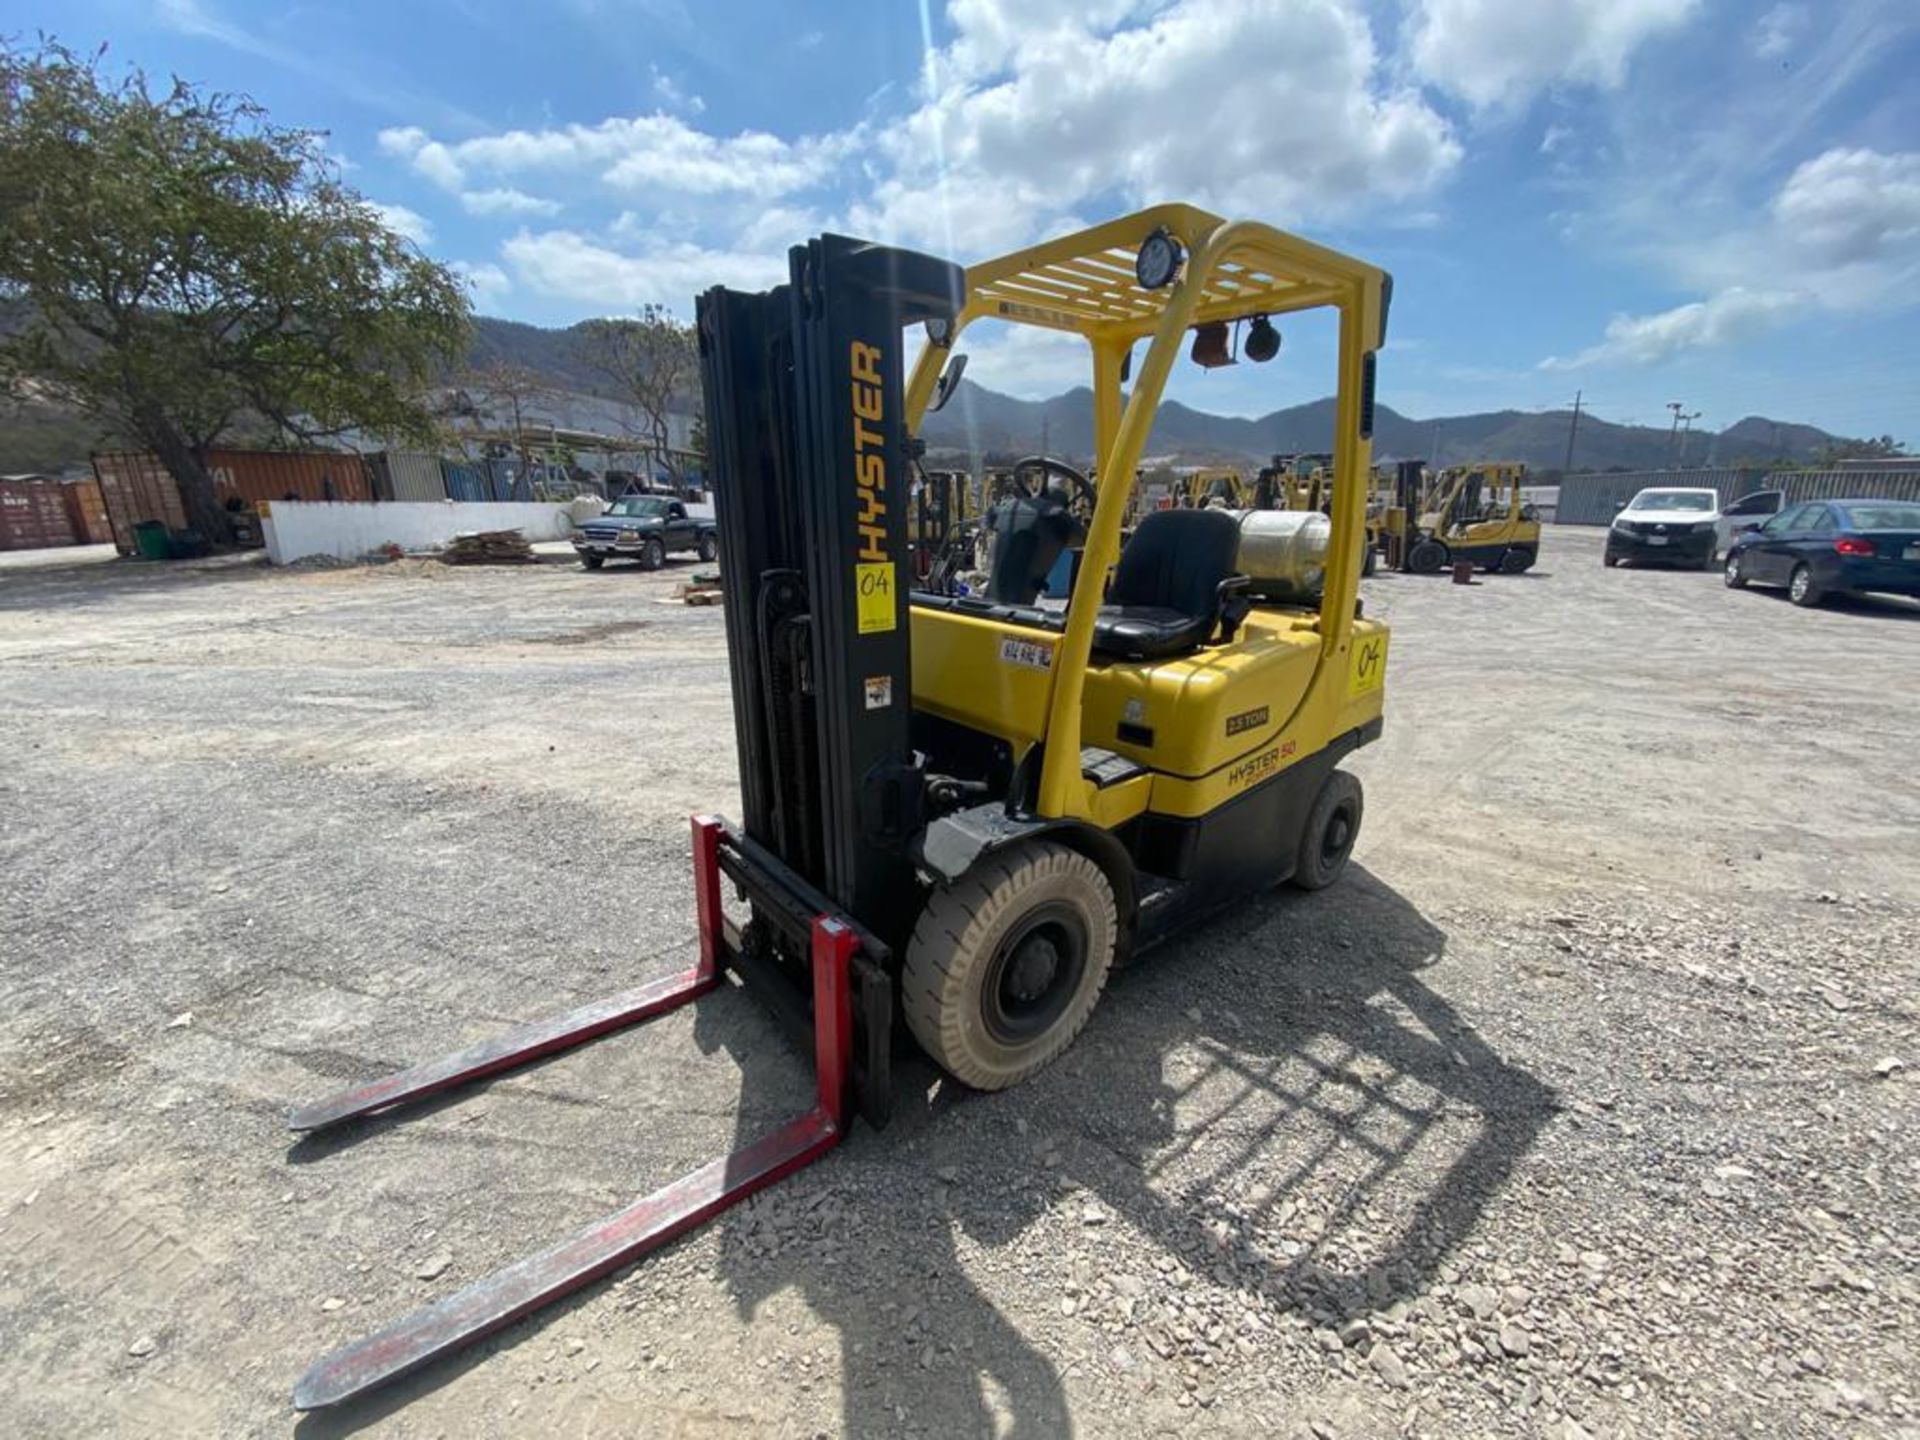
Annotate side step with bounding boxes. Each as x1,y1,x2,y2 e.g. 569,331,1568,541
288,817,859,1411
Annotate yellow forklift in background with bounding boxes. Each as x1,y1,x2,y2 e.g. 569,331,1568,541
1182,466,1249,508
287,204,1396,1411
1396,461,1540,574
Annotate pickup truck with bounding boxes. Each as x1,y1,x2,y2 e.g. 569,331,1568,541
572,495,717,570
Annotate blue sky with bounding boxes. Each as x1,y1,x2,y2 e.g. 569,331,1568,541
40,0,1920,439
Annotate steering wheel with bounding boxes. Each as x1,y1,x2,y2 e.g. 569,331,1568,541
1007,455,1097,513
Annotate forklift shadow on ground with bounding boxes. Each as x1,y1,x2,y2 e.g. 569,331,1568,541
690,864,1555,1438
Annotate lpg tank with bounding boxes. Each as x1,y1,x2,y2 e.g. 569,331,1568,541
1232,509,1330,603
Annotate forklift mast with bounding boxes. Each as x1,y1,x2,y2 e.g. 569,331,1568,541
697,237,964,946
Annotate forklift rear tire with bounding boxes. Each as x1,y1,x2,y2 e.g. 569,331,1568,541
902,840,1117,1091
1291,770,1363,891
1499,548,1534,574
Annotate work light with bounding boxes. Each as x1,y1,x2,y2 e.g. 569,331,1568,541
1135,227,1183,290
1245,314,1281,363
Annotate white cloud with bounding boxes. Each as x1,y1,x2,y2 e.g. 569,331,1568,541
1407,0,1700,109
501,228,787,314
951,321,1094,397
378,126,465,190
649,65,705,116
1542,287,1804,369
450,260,511,309
461,187,564,218
1543,145,1920,369
1771,147,1920,272
378,115,845,200
1752,3,1807,60
858,0,1460,254
367,202,433,246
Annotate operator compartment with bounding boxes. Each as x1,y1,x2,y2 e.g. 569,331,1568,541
911,504,1333,777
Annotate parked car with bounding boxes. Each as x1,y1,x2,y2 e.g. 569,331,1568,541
1724,499,1920,607
1714,488,1784,559
572,494,717,570
1604,487,1721,569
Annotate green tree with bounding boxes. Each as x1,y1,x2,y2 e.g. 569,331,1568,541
572,305,696,485
1817,434,1908,465
0,42,470,541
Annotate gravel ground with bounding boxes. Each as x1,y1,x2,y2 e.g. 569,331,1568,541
1,526,1915,1439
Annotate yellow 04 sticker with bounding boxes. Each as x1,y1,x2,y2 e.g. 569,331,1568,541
1348,631,1388,696
856,561,897,634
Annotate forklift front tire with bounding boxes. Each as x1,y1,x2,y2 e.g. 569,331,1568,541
1291,770,1363,891
902,840,1117,1091
1407,540,1447,574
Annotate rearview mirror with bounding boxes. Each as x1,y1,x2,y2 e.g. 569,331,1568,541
929,352,968,412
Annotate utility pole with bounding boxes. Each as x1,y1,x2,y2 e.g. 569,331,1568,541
1666,401,1685,467
1676,410,1702,467
1563,389,1583,474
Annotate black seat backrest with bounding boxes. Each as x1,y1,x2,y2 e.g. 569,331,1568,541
1109,507,1241,617
985,495,1084,604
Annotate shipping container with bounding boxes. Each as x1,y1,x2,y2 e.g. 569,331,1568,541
93,448,374,553
368,451,448,503
61,477,114,544
207,449,372,505
92,452,189,554
485,457,532,502
0,477,81,551
441,459,490,503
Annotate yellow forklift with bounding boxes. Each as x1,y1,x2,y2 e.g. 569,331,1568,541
1394,461,1539,574
286,205,1392,1409
1182,466,1249,509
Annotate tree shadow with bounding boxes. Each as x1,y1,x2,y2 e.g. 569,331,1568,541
0,549,275,612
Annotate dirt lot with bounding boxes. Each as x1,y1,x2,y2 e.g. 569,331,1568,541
2,526,1915,1439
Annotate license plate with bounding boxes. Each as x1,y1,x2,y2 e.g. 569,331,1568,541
1647,535,1668,546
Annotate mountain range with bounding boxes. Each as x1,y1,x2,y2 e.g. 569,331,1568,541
0,310,1856,476
919,378,1842,474
456,318,1851,473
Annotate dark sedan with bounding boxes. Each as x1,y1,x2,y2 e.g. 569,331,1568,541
1724,499,1920,607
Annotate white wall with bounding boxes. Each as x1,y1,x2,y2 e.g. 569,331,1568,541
260,500,577,563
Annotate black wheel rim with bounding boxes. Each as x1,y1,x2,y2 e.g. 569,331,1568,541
1321,803,1356,867
981,902,1087,1046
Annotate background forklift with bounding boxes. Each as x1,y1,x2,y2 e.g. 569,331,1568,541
284,205,1392,1410
1388,460,1539,574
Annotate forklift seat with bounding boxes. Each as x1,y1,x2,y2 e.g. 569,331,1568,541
1094,508,1247,661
